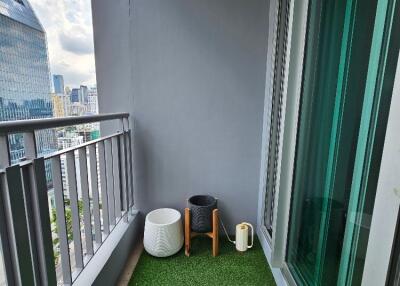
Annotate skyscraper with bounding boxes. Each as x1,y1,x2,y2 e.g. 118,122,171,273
79,85,88,103
70,86,89,104
0,0,56,163
53,74,65,94
87,87,99,114
71,88,80,103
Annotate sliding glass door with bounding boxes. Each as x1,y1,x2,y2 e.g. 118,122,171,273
285,0,399,284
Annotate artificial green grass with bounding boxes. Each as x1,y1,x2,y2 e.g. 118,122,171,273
129,237,276,286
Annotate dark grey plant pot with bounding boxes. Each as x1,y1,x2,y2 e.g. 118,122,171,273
188,195,217,233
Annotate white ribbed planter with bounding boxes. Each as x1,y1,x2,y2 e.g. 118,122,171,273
144,208,184,257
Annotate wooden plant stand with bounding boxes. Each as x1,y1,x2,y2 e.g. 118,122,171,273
185,208,219,257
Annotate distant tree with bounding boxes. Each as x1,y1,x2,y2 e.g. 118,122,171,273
51,198,84,263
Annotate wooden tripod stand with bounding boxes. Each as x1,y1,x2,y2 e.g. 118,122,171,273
184,208,219,257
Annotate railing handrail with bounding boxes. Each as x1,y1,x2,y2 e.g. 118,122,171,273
44,131,125,160
0,112,129,134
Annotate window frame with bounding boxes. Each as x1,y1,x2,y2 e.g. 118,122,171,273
257,0,309,274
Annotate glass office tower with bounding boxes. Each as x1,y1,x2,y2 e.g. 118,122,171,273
0,0,56,163
53,75,65,94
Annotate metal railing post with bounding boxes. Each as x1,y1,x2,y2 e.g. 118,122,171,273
119,132,128,222
66,151,84,271
78,147,94,257
0,135,10,169
119,119,128,222
51,156,72,285
112,136,122,220
21,131,42,284
0,135,12,285
121,117,131,220
105,139,116,226
0,172,15,286
30,158,57,285
4,166,35,285
88,144,102,245
127,129,134,213
23,131,37,159
98,141,110,236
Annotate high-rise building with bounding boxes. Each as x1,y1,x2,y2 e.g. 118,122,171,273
79,85,89,103
53,74,65,94
51,93,65,118
69,102,86,116
0,0,56,163
87,87,99,114
70,88,80,103
65,86,71,95
70,86,89,104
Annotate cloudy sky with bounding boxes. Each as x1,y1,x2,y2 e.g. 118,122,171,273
29,0,97,89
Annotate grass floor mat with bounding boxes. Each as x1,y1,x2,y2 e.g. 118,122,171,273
129,236,276,286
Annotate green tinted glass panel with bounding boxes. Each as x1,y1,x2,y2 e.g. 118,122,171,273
338,0,400,284
286,0,382,285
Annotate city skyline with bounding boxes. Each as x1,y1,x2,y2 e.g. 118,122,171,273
0,0,99,164
0,0,57,163
0,1,98,283
53,73,97,94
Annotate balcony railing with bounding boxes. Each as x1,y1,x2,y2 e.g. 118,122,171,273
0,113,135,285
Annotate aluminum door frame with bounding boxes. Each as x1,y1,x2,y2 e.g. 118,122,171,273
257,0,309,284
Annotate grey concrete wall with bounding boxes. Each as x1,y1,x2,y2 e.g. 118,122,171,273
93,0,269,232
92,0,133,134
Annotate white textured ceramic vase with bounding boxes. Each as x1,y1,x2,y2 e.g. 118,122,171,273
144,208,184,257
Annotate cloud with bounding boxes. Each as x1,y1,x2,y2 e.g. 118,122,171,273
59,26,94,55
29,0,96,88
